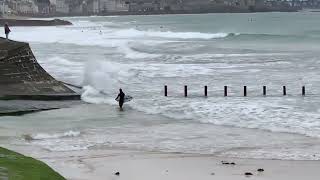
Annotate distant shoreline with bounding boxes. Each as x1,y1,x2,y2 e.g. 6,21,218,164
7,7,300,19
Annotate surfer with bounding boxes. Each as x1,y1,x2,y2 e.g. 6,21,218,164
115,88,125,109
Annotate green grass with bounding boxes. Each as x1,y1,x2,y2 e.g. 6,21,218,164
0,147,65,180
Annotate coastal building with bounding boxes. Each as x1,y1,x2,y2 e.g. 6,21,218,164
99,0,129,12
66,0,100,15
4,0,38,15
56,0,69,14
35,0,51,14
66,0,84,14
0,2,10,16
236,0,256,7
86,0,100,14
18,0,39,14
128,0,161,11
2,0,308,16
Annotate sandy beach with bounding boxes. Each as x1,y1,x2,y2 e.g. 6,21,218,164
3,144,319,180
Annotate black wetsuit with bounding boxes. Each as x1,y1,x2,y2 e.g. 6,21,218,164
117,92,125,108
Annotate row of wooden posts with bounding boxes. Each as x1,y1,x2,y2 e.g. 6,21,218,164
163,85,306,97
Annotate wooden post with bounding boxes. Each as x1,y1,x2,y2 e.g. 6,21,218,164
283,86,286,96
224,86,227,97
164,85,167,97
302,86,305,96
184,85,187,97
244,86,247,97
263,86,266,96
204,86,208,97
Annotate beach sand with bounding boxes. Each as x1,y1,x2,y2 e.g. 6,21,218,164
5,145,320,180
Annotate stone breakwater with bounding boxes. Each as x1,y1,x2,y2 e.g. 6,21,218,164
0,38,80,101
0,19,72,26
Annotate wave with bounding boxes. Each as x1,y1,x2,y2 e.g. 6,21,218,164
23,130,81,141
81,85,114,104
226,33,315,41
11,24,235,46
113,28,232,39
10,20,241,59
37,56,84,85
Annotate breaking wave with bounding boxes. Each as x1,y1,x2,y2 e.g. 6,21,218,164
24,130,81,140
113,28,233,39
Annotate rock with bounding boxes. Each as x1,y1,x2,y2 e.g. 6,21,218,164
22,134,34,141
257,168,264,172
244,172,253,176
211,172,215,175
115,172,120,176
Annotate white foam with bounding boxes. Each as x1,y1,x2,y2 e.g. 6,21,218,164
29,139,93,152
131,97,320,138
9,21,232,59
31,130,81,140
81,86,114,104
80,60,136,104
37,56,84,84
113,28,229,39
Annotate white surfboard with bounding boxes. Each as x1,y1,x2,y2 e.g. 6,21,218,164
115,95,133,103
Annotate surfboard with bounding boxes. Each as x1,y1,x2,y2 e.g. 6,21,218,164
115,95,133,103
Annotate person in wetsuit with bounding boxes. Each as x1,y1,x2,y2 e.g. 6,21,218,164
116,89,125,109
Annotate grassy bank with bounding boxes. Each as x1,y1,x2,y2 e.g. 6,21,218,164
0,147,65,180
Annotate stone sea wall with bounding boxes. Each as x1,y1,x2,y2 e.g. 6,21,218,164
0,38,80,100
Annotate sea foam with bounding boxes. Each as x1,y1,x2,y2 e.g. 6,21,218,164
28,130,81,140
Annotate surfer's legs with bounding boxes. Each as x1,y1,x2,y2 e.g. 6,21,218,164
119,101,124,109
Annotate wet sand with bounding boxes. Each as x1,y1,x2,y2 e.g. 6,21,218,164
5,145,320,180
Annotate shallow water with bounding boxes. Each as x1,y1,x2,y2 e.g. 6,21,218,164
1,12,320,160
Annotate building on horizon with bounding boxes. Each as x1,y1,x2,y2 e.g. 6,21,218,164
35,0,51,14
99,0,129,12
1,0,310,16
3,0,38,15
56,0,69,14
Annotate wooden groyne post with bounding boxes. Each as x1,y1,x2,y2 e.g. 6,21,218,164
184,85,188,97
244,86,247,97
204,86,208,97
162,85,308,97
224,86,228,96
263,86,266,96
164,85,167,96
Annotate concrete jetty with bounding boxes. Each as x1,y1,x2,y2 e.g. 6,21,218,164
0,38,80,101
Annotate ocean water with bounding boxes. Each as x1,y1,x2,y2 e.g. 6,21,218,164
2,12,320,160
